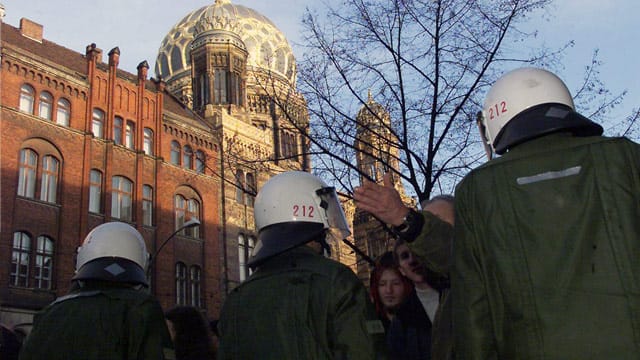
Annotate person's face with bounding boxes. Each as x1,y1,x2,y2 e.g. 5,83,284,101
395,243,426,284
378,269,407,311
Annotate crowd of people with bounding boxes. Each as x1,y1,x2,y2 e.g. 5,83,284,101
9,67,640,359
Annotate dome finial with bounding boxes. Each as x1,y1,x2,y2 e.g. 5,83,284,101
367,89,373,103
215,0,231,4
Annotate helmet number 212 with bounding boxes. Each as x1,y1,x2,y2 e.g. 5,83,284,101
488,101,508,120
293,205,314,218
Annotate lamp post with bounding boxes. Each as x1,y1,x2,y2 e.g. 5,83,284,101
148,218,201,288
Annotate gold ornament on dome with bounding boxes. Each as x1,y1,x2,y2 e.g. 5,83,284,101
194,14,241,35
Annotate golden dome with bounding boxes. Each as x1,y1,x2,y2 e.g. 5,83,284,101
155,0,296,85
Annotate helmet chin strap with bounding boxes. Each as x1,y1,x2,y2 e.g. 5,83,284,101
314,232,332,258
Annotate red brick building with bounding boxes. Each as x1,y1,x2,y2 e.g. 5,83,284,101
0,18,224,331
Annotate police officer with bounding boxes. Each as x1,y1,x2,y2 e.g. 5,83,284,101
217,171,387,359
453,67,640,358
20,222,174,360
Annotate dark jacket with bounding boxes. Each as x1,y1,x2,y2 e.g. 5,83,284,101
217,245,388,359
387,290,432,360
407,211,455,360
453,133,640,359
19,282,174,360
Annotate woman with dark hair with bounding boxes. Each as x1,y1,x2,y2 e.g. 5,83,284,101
369,251,414,331
165,306,216,360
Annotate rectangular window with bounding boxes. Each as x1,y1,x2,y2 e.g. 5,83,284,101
142,185,153,226
235,169,244,204
186,200,200,238
18,149,37,198
111,176,133,221
238,235,247,282
35,236,54,289
143,128,153,155
245,173,256,207
89,170,102,213
113,116,123,145
40,156,59,203
190,266,201,307
175,195,186,232
11,232,31,287
238,235,255,282
214,69,227,104
176,263,187,305
125,121,135,149
92,109,104,138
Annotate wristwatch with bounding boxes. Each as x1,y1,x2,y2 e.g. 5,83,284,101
391,208,424,242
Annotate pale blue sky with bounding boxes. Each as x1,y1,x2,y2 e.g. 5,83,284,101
3,0,638,126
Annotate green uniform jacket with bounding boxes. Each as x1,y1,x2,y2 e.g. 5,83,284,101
217,246,388,359
19,284,174,360
453,133,640,359
407,211,455,360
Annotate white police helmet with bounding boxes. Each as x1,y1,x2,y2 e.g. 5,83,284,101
480,67,602,154
73,222,149,286
249,171,351,266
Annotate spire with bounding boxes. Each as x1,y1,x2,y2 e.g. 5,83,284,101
367,89,373,103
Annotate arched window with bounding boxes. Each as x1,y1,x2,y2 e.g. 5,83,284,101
113,116,123,145
38,91,53,120
183,145,193,169
111,176,133,221
143,128,154,156
190,266,201,307
35,235,54,289
195,150,205,174
170,140,181,165
89,169,102,213
56,98,71,126
19,84,35,114
11,232,31,287
17,149,38,198
125,121,135,149
142,185,153,226
92,108,105,138
175,262,187,305
40,155,59,203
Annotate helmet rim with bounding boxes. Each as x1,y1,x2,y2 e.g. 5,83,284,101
247,222,325,267
72,257,148,286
